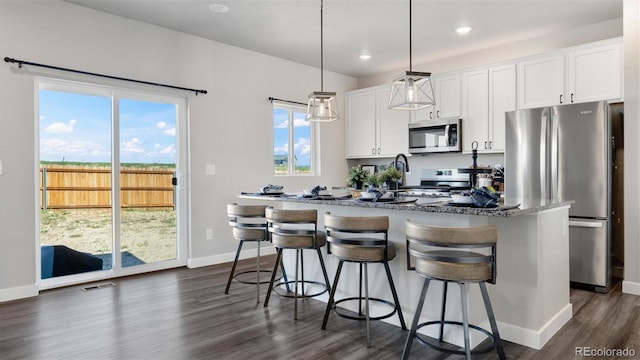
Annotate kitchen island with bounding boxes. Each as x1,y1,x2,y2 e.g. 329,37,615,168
238,192,573,350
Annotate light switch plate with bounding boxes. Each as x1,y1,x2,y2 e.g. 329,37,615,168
205,164,215,175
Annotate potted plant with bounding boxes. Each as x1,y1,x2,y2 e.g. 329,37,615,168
377,165,402,190
346,166,371,190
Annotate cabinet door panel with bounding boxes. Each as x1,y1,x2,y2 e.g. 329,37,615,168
437,74,461,118
488,64,516,152
377,88,410,156
462,69,489,153
568,43,622,103
346,90,376,158
517,55,565,109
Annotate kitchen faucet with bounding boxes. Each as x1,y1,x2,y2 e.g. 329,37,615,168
394,153,410,189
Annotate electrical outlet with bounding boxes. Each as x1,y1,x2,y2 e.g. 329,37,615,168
206,229,213,240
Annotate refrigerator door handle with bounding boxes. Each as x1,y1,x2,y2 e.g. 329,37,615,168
550,112,559,199
568,220,605,228
540,112,548,199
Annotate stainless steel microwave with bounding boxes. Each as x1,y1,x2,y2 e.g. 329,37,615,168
408,118,462,154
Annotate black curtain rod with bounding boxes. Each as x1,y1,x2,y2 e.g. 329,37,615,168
4,57,207,95
268,97,307,107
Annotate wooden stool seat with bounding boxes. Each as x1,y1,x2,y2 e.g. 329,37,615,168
263,207,331,321
402,220,506,360
321,213,406,348
226,203,282,304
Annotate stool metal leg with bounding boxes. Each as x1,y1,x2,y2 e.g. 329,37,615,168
225,240,245,294
439,281,448,342
294,249,300,320
460,283,472,360
402,277,431,360
316,248,332,292
358,263,364,317
322,260,344,330
383,260,407,330
255,241,261,303
300,250,305,296
480,282,506,360
364,262,371,348
263,247,283,307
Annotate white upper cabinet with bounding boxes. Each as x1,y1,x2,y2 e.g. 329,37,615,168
517,54,565,109
345,89,377,158
411,73,461,122
488,64,517,152
518,38,622,109
568,42,622,103
462,64,516,153
345,85,409,158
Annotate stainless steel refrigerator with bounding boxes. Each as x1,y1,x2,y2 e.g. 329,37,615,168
505,101,622,292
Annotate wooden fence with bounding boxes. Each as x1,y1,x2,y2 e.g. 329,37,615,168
40,165,176,209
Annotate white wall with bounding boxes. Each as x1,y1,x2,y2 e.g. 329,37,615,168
623,0,640,295
0,1,356,301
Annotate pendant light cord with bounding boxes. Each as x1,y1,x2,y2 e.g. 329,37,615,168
320,0,324,92
409,0,413,72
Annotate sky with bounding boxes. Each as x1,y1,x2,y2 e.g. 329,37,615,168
39,89,177,164
273,107,311,167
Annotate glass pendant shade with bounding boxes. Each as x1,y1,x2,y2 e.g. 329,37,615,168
306,91,339,122
388,71,435,110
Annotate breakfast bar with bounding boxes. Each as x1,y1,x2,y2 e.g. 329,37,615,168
239,193,573,350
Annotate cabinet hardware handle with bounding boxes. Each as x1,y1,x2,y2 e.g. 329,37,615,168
436,110,440,118
371,148,375,155
489,141,493,149
484,141,488,149
571,93,574,103
378,148,381,155
559,94,563,104
429,111,433,119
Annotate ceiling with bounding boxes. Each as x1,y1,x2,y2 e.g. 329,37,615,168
63,0,623,78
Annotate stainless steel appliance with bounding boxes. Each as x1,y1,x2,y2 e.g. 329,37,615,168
400,168,470,196
505,101,623,292
408,118,461,154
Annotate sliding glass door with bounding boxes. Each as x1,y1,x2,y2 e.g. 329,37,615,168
37,79,187,288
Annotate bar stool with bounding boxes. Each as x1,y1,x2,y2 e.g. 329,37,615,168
402,220,506,360
321,213,407,347
226,203,283,303
263,207,331,320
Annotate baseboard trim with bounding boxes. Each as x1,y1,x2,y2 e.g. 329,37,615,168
0,283,38,303
497,303,573,350
188,246,277,268
622,280,640,296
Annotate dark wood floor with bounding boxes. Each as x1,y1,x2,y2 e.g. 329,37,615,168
1,256,639,359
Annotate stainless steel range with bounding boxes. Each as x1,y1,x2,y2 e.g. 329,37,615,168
400,168,471,197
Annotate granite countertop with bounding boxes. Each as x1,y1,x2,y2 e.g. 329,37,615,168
237,192,573,218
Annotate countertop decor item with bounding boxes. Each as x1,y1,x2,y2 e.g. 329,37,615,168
346,166,371,190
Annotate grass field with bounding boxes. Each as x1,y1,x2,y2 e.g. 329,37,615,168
40,208,178,264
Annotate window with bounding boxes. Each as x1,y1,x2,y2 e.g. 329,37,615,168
272,102,317,175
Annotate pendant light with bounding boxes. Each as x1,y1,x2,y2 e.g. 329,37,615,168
388,0,435,110
306,0,339,122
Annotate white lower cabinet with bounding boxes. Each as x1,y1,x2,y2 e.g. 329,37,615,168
462,64,516,153
345,85,409,158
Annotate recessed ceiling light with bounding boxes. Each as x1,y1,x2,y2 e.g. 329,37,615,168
209,4,229,13
359,54,371,60
455,26,472,34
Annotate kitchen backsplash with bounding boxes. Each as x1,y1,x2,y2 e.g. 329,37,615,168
348,152,504,186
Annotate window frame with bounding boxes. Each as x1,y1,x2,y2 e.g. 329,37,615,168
272,101,319,176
